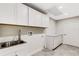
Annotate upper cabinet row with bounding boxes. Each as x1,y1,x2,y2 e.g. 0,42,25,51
0,3,49,27
0,4,17,24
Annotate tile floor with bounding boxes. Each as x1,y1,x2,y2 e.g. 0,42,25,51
32,44,79,56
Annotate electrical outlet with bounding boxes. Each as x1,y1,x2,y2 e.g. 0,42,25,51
28,32,32,36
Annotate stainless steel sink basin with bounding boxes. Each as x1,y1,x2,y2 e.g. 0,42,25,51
0,40,26,49
0,29,26,49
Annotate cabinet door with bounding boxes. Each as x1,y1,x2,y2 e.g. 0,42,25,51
42,14,49,27
0,3,17,24
29,7,42,27
17,4,29,26
3,52,16,56
54,36,62,49
46,36,54,50
16,47,29,56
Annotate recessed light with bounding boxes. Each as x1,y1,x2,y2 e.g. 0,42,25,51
59,6,63,9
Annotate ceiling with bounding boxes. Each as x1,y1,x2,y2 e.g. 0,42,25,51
29,3,79,20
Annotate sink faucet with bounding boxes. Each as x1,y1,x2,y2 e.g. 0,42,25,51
18,29,21,43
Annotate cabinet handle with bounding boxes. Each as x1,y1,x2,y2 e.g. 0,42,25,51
41,35,44,37
15,52,18,56
15,54,18,56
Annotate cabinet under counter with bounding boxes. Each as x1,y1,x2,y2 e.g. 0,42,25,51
0,43,27,56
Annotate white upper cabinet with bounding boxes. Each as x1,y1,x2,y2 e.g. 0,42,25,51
42,14,49,27
0,3,29,26
29,7,49,28
0,3,17,24
28,7,42,27
0,3,49,28
17,4,29,26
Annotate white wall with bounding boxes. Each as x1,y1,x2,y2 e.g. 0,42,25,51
45,18,56,35
57,16,79,47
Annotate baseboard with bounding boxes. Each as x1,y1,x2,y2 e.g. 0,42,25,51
63,43,79,48
27,47,44,56
53,43,63,50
